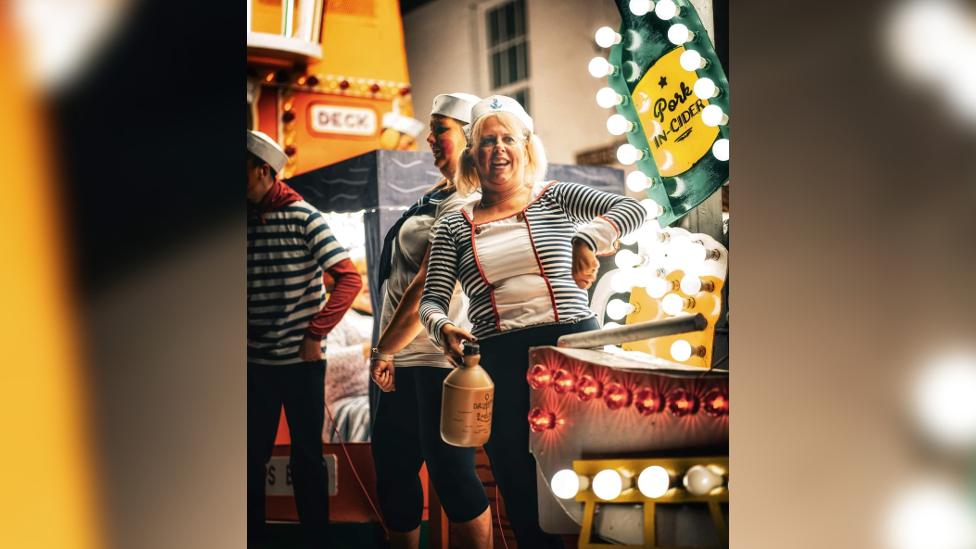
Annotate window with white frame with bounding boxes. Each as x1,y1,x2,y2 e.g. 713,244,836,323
485,0,530,112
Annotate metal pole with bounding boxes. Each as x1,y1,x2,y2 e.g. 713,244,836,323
557,314,708,349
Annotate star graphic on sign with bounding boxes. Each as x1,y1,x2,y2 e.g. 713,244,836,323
658,76,668,88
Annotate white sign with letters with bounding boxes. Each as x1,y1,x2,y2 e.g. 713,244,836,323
309,105,377,136
265,454,337,496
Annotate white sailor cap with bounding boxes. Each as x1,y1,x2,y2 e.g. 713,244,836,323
382,112,426,138
246,130,288,174
431,92,482,124
470,95,534,134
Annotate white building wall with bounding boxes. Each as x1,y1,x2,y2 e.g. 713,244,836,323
404,0,622,165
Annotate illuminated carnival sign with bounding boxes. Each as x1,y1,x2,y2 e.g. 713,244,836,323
590,0,729,226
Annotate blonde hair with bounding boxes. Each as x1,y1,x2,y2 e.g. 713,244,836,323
456,112,548,197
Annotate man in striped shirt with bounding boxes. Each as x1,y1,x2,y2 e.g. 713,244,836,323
247,130,361,547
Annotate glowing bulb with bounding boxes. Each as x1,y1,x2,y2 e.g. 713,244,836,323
701,105,728,126
552,369,577,394
593,469,625,500
703,388,729,416
883,478,976,549
661,293,688,316
667,23,694,44
595,26,622,48
646,276,671,299
679,50,706,71
588,56,614,78
680,274,703,295
712,138,729,161
670,339,693,361
639,198,662,219
526,363,553,389
629,0,654,16
683,465,724,496
912,349,976,449
596,87,623,108
610,269,638,292
606,298,635,320
614,249,641,269
693,77,718,99
576,375,603,401
626,170,650,192
604,321,621,329
616,143,644,165
634,387,664,415
667,388,699,416
682,241,708,264
603,381,632,410
527,407,557,432
551,469,588,500
638,466,671,498
655,0,679,20
606,114,634,136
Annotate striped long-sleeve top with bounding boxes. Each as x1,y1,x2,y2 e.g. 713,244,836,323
420,180,645,346
248,199,352,366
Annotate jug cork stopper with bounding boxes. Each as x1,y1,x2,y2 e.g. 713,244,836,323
463,341,480,356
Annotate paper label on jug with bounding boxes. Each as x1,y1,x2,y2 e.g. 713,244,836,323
441,385,493,446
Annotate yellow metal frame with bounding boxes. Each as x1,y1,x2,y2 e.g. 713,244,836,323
574,457,728,549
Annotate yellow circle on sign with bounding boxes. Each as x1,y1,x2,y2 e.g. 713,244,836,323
631,47,719,177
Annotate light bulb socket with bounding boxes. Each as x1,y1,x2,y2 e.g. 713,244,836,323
705,249,721,261
689,344,707,358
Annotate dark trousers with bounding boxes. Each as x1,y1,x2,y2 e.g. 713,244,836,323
248,362,330,548
371,366,489,532
480,318,600,549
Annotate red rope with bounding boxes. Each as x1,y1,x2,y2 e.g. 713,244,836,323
324,403,390,538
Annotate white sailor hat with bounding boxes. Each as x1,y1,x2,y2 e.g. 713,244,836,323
246,130,288,174
431,92,482,124
470,95,534,134
382,111,426,138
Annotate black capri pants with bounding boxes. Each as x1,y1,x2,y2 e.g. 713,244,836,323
371,366,490,532
480,317,600,549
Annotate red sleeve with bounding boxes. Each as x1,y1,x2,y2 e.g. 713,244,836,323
305,258,362,340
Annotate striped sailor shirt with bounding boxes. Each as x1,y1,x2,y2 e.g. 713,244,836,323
248,199,350,366
420,180,644,346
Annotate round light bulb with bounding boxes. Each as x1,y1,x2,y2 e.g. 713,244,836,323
626,170,650,192
594,26,622,48
628,0,654,16
701,105,728,126
606,298,635,320
912,350,976,449
693,77,718,99
616,143,644,165
588,56,614,78
606,114,634,135
661,293,686,316
637,466,671,498
680,274,703,295
670,339,693,361
679,50,705,71
646,276,671,299
551,469,587,500
712,138,729,161
655,0,679,20
610,269,636,293
593,469,624,500
604,321,622,329
614,249,641,269
683,465,724,496
667,23,693,45
596,87,623,108
639,198,662,219
682,241,708,264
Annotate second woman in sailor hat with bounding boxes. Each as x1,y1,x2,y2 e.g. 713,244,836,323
369,92,492,549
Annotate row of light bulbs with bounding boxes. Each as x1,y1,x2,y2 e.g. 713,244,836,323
526,363,729,416
550,462,727,501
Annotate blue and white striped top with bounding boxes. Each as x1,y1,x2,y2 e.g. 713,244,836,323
420,181,644,346
247,200,350,365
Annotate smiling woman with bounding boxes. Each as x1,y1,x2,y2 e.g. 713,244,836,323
419,94,645,548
